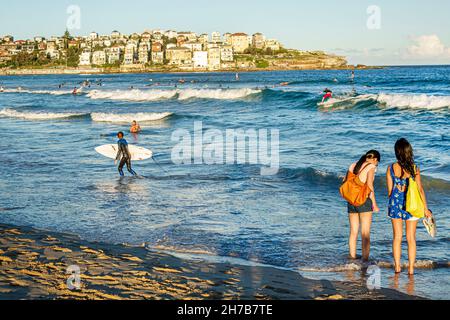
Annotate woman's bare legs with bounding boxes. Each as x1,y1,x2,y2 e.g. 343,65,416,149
392,219,403,273
406,220,418,275
360,212,373,262
349,213,360,259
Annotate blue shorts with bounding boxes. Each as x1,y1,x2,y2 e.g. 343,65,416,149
348,198,373,214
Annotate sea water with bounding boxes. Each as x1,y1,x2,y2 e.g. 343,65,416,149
0,66,448,299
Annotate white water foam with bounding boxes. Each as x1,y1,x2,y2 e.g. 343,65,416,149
87,88,261,102
91,112,173,123
0,108,85,120
87,89,177,101
376,93,450,110
1,88,75,95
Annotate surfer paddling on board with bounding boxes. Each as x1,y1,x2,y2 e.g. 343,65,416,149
114,132,138,177
322,89,333,103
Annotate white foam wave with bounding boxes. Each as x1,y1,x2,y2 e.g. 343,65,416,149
1,88,74,95
87,88,261,102
87,89,177,101
0,108,84,120
177,88,261,100
91,112,173,123
376,93,450,110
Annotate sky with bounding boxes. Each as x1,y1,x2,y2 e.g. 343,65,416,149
1,0,450,66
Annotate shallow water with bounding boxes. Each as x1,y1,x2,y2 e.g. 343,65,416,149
0,67,448,299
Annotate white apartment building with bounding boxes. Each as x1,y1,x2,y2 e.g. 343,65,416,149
193,51,208,68
79,51,91,66
220,45,234,62
92,50,106,65
211,32,221,43
123,44,135,65
138,43,149,64
89,32,99,40
208,47,221,70
151,51,164,64
184,42,203,52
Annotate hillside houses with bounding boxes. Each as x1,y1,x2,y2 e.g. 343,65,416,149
0,30,285,70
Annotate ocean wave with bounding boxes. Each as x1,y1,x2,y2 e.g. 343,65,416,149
274,167,450,191
0,108,86,120
86,88,261,101
91,112,173,123
319,93,450,111
376,93,450,110
299,260,449,272
1,88,75,96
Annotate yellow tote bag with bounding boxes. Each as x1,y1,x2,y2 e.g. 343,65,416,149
406,177,425,219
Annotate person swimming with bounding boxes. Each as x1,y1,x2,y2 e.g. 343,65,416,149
115,132,138,177
322,89,333,102
130,120,142,134
72,87,80,95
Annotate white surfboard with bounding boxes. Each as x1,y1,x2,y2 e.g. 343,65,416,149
95,144,153,161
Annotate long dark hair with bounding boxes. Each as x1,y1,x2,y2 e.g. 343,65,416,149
353,150,381,174
395,138,416,176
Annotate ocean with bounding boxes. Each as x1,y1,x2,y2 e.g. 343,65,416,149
0,66,448,299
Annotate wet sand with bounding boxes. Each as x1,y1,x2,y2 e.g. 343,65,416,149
0,224,422,300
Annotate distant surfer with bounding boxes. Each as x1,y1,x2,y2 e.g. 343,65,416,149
351,70,355,82
236,73,240,81
130,121,142,134
72,87,80,95
322,89,333,103
115,132,138,177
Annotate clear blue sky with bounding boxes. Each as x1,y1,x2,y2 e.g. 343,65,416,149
1,0,450,65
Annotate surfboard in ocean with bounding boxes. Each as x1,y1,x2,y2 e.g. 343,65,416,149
95,144,153,161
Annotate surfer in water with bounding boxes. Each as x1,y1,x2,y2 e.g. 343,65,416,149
322,89,333,103
115,132,138,177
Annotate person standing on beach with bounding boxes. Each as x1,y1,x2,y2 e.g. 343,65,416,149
387,138,433,275
115,132,138,177
344,150,381,262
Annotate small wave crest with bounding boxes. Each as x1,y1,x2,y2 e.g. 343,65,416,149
319,93,450,111
2,88,75,96
0,108,86,120
91,112,173,123
87,88,261,101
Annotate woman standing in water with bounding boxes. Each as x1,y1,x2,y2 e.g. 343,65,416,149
346,150,381,262
387,138,433,275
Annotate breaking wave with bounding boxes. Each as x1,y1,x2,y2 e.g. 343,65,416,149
319,93,450,111
91,112,173,123
0,108,86,120
1,88,76,96
86,88,261,101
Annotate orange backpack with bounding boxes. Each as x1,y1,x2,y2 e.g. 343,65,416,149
340,164,372,207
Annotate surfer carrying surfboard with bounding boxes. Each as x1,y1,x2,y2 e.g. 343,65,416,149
114,132,138,177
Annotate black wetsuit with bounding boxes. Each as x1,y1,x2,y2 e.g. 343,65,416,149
116,138,137,176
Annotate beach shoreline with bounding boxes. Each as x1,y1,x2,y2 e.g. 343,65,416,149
0,65,381,77
0,223,422,300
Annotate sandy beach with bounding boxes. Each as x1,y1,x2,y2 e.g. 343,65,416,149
0,224,422,300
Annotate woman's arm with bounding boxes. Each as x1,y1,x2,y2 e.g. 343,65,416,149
386,166,393,198
367,168,379,212
415,167,432,218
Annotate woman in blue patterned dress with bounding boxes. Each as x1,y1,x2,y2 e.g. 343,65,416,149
386,138,432,275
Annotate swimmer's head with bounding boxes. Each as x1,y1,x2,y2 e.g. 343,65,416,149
117,132,124,139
